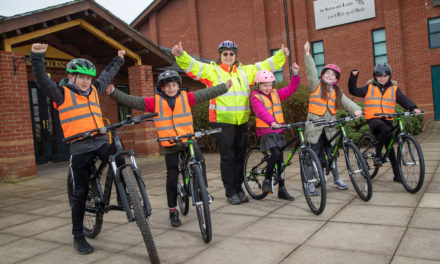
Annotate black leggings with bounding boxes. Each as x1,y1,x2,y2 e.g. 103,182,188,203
264,147,285,187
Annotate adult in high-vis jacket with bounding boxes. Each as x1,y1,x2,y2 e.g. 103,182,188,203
172,40,289,204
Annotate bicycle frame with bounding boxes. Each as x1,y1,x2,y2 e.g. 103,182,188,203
181,138,205,206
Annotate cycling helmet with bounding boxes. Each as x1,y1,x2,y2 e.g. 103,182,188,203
66,58,96,76
157,70,182,88
321,64,341,84
373,63,392,77
255,70,275,83
218,40,238,53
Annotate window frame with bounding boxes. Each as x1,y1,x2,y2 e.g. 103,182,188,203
428,17,440,49
311,40,325,76
372,28,388,65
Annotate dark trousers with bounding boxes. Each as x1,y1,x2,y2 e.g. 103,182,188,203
309,133,340,181
211,122,248,197
368,118,402,179
165,143,205,208
71,143,123,238
265,147,285,187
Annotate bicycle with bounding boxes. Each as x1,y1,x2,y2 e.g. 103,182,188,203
314,115,372,201
66,113,160,264
358,111,425,193
243,120,326,215
156,128,221,243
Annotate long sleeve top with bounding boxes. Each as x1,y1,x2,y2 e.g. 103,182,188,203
251,74,300,138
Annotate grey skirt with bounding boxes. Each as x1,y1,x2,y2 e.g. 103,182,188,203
260,133,287,152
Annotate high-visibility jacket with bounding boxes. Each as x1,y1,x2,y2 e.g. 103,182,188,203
308,83,337,116
254,91,284,128
153,91,194,147
364,83,397,120
55,85,104,141
175,50,286,125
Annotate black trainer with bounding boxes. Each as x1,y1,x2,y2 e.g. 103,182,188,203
227,193,241,205
73,235,94,254
169,210,181,227
238,192,249,203
262,179,272,193
278,186,295,201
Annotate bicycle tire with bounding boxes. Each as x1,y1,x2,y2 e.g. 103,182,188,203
397,134,425,193
344,141,373,201
243,146,269,200
299,147,326,215
67,170,103,238
192,164,212,243
177,170,190,215
358,133,380,179
121,168,160,263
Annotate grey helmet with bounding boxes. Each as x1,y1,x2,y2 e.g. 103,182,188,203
373,63,392,77
157,70,182,87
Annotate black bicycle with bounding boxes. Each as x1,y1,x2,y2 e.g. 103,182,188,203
66,113,160,264
157,128,221,243
358,111,425,193
243,120,326,215
315,115,372,201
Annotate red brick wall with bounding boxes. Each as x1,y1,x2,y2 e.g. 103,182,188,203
0,51,36,181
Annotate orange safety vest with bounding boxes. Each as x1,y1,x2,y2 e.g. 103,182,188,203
154,91,194,147
254,91,284,128
364,83,397,120
55,85,104,141
308,83,337,115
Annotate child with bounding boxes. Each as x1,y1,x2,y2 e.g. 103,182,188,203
250,64,301,201
348,63,421,182
106,70,232,227
30,43,125,254
303,41,363,193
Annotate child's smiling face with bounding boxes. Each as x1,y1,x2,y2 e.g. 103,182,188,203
161,81,180,97
68,73,92,92
259,82,273,95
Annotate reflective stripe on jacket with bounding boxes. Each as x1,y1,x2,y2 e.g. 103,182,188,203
308,83,337,116
154,90,194,147
56,85,104,140
254,91,284,128
364,83,397,120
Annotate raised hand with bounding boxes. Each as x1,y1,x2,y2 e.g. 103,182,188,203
31,43,48,53
281,44,289,57
304,41,310,55
172,42,184,57
105,84,115,95
118,50,126,58
352,70,359,76
292,63,300,75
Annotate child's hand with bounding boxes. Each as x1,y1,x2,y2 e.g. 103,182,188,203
352,70,359,76
414,108,422,114
354,110,363,117
304,41,310,55
225,79,233,89
172,42,183,57
106,84,115,95
118,50,126,58
281,44,289,56
292,63,300,75
31,43,48,53
271,122,282,128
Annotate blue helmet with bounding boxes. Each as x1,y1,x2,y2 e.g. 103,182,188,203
218,40,238,53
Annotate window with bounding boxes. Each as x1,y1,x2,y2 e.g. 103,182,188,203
312,41,325,75
372,29,388,65
116,85,131,121
270,49,283,82
429,17,440,49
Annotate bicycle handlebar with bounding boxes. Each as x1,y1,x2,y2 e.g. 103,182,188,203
313,115,364,128
63,112,158,143
156,128,222,144
374,111,425,118
272,118,327,130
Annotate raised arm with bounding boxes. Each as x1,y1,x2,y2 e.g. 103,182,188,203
94,50,125,95
193,79,232,104
242,44,287,82
304,41,320,92
277,63,301,100
107,84,146,111
348,70,368,97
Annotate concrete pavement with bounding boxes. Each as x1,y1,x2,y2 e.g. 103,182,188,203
0,121,439,264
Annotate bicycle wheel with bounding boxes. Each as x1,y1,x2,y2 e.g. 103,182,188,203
67,170,103,238
358,133,380,179
121,168,160,263
243,146,268,200
177,170,190,215
192,164,212,243
397,134,425,193
344,141,373,201
299,147,326,215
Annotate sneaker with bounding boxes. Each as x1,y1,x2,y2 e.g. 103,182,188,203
227,193,241,205
262,179,272,193
73,235,94,254
238,192,249,203
169,210,181,227
278,186,294,201
307,184,318,196
334,179,348,190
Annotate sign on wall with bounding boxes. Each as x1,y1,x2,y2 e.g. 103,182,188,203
314,0,376,30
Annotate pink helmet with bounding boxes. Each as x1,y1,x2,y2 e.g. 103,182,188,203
255,70,275,83
321,64,341,84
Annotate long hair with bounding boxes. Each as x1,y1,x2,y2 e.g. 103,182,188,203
319,79,342,110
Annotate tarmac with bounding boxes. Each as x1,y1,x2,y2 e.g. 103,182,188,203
0,121,439,264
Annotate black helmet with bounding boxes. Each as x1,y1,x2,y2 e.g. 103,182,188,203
66,58,96,76
157,70,182,87
373,63,392,77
